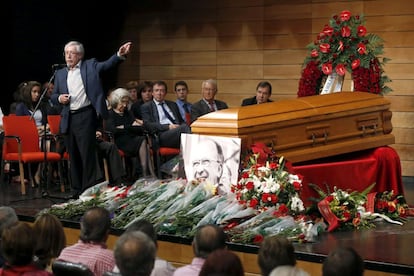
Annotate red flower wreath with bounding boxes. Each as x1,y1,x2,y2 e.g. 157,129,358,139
297,10,392,97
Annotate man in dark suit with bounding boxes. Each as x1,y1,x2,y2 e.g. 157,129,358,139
191,79,228,123
51,40,131,197
241,81,273,106
141,80,190,149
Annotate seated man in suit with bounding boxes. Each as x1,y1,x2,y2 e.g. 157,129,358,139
141,80,191,149
191,79,228,123
241,81,273,106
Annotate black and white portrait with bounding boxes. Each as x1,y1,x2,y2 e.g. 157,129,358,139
181,134,241,194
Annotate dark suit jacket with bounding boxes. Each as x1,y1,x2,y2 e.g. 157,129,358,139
140,100,184,133
241,96,273,106
50,54,123,133
190,99,228,123
15,102,48,126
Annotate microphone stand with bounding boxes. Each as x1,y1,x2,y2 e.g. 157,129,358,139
30,67,70,201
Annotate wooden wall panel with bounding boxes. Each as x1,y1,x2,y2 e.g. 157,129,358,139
217,51,263,65
118,0,414,176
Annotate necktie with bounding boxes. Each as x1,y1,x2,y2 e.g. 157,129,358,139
209,102,215,112
160,102,176,124
183,103,191,125
183,103,189,113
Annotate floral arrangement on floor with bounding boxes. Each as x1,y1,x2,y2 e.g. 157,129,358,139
40,142,411,245
231,142,305,215
297,10,392,97
309,184,411,232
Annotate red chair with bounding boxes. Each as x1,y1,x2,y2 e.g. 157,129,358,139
150,134,180,179
1,116,62,195
47,115,69,192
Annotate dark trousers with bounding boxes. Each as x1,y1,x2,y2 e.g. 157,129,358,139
97,140,126,183
66,107,97,193
159,124,191,148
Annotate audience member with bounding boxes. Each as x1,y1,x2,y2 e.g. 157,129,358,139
174,81,192,125
9,81,27,114
57,207,115,276
269,265,309,276
131,81,153,120
15,80,50,186
125,80,139,111
113,219,175,276
190,79,228,123
105,88,155,178
0,206,18,267
141,80,191,149
33,213,66,272
114,230,156,276
322,246,364,276
258,236,300,276
241,81,273,106
0,221,52,276
51,40,131,198
173,224,227,276
199,249,244,276
16,80,50,135
42,81,62,115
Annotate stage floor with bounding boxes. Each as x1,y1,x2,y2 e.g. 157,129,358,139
2,176,414,275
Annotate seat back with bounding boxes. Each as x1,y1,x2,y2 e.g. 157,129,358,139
48,114,61,135
2,115,40,155
52,260,94,276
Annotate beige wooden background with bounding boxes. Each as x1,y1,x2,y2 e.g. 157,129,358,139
115,0,413,176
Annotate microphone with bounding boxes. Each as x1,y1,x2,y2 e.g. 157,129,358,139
52,63,67,70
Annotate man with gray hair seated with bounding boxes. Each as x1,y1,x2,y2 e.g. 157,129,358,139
0,206,18,267
114,231,156,276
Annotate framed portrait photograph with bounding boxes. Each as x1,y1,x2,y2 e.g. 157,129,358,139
181,133,241,194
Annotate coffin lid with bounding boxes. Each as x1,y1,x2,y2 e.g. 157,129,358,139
191,92,391,136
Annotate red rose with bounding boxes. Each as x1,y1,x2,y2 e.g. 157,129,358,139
341,26,351,37
357,25,367,37
253,234,264,244
268,162,278,169
246,181,254,190
242,172,249,179
276,204,289,216
249,198,259,208
293,181,302,191
319,43,331,53
343,211,351,221
340,10,351,21
322,63,333,75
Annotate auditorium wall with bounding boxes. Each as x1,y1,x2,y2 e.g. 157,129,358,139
115,0,414,176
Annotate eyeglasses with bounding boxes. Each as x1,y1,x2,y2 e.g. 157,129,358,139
192,159,221,167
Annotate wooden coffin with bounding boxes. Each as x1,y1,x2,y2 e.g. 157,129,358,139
190,92,394,163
